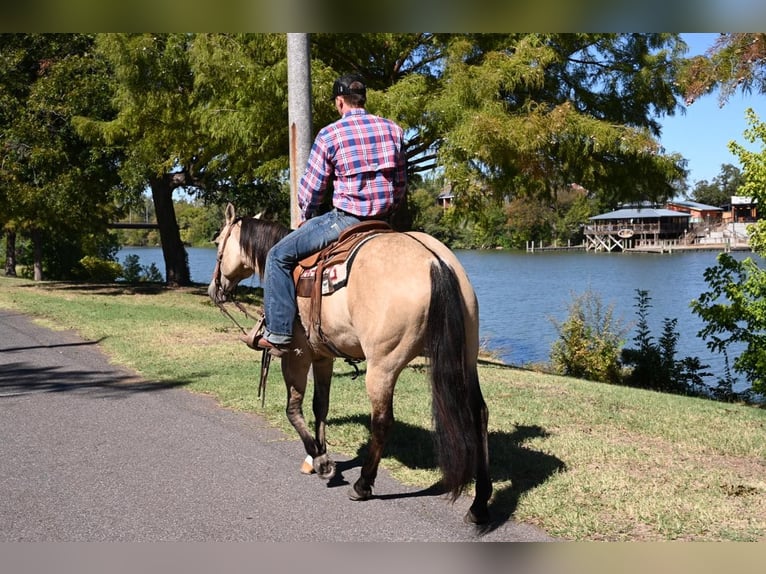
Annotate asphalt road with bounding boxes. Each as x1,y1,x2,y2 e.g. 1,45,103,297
0,308,554,542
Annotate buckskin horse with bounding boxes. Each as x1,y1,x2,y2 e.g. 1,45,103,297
208,203,492,524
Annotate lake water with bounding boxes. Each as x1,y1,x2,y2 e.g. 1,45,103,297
118,245,756,386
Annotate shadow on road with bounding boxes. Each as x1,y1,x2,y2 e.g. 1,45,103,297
0,335,190,400
1,337,109,354
325,413,566,533
0,361,190,398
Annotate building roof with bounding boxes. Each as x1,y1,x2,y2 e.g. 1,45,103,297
667,200,723,212
590,207,691,221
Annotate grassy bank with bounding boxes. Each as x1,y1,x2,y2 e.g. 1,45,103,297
1,275,764,541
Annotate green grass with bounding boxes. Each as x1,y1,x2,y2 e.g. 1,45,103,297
1,275,764,541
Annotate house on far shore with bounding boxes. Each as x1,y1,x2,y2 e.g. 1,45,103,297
437,188,454,209
584,205,691,252
723,196,759,224
665,200,723,227
585,197,756,252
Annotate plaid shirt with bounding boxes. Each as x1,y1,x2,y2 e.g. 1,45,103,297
298,108,407,222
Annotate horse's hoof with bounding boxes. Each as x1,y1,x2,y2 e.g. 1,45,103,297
464,507,490,525
348,481,372,501
313,456,336,480
347,487,368,501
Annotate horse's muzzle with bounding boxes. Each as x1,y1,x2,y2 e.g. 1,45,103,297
207,281,229,305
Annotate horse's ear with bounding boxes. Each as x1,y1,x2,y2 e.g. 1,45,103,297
225,203,236,224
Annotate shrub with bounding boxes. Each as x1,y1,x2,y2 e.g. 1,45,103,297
550,289,627,384
77,256,122,282
119,254,164,283
622,289,713,396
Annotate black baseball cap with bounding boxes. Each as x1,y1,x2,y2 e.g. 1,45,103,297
330,74,367,100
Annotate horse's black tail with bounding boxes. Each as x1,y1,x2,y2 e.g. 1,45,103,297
425,258,483,501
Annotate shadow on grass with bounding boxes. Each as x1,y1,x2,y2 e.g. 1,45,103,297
21,281,268,312
18,280,174,296
326,412,565,532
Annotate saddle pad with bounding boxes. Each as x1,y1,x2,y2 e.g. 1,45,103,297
296,262,348,297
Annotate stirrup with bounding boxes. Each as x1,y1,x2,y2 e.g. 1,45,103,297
239,318,265,349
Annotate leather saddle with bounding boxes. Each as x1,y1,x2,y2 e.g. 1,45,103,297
292,220,394,343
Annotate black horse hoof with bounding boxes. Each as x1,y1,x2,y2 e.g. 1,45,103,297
348,480,372,501
464,507,490,525
313,456,336,480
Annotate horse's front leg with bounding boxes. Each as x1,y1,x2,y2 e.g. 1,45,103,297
309,356,335,479
281,352,323,471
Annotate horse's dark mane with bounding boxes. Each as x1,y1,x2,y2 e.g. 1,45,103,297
238,217,290,280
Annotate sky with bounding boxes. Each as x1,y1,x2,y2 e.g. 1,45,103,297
659,33,766,189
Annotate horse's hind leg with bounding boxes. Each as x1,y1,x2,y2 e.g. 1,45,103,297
466,367,492,525
349,364,397,501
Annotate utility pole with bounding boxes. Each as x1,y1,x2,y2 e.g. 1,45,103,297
287,33,313,229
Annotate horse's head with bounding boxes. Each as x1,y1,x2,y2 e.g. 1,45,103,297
207,203,256,305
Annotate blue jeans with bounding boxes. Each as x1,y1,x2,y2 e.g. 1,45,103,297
263,209,360,344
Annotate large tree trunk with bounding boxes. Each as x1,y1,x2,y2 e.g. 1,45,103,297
4,230,17,276
149,175,190,287
31,228,43,281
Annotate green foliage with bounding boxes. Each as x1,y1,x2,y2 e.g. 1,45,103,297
1,34,702,279
690,163,743,207
551,288,717,399
691,109,766,399
408,185,451,239
503,197,553,249
692,254,766,398
77,256,122,282
622,289,712,396
0,34,123,280
431,34,687,215
550,289,626,384
119,254,163,283
14,228,120,281
175,199,225,247
680,33,766,106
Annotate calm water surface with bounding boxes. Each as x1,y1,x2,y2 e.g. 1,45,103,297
119,245,755,383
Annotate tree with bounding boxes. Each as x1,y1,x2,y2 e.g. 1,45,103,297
75,34,199,286
0,34,121,280
426,34,688,214
689,163,744,207
67,33,691,283
690,110,766,399
504,196,553,249
681,33,766,106
622,290,681,393
673,33,766,399
312,34,688,218
75,34,302,286
691,253,766,399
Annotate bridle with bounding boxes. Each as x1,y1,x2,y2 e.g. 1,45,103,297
211,215,270,406
211,217,260,328
211,216,239,304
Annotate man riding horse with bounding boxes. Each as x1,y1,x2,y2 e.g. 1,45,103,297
254,74,408,356
209,75,492,525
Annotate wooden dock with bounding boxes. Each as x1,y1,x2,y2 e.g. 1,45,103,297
525,241,585,253
626,243,751,254
108,222,160,229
